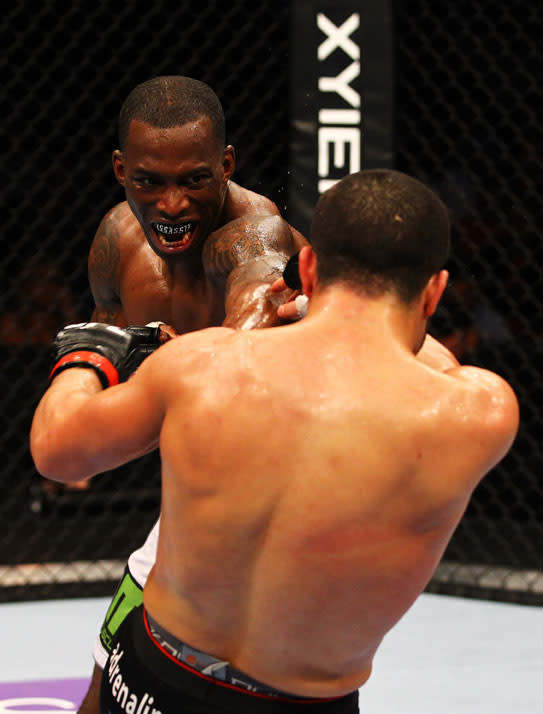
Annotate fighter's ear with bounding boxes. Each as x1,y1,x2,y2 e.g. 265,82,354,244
423,269,449,318
298,245,317,298
222,145,236,181
112,150,126,187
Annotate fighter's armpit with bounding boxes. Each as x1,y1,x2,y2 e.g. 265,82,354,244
203,215,297,282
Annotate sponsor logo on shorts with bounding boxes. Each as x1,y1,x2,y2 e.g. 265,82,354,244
107,643,161,714
100,571,143,653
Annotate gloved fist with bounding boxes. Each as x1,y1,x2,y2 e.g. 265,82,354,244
282,251,302,291
49,322,162,388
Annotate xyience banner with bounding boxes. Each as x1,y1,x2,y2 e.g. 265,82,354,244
288,0,394,235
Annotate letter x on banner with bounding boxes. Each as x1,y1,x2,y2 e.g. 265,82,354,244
288,0,394,235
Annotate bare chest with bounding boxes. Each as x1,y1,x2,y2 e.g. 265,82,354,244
118,253,225,333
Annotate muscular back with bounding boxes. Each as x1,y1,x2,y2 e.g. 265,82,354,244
143,308,518,698
88,181,302,331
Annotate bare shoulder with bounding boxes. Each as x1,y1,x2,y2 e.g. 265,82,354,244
88,205,124,309
88,202,144,322
448,365,518,418
151,327,236,367
203,213,296,280
88,202,137,271
137,327,237,401
226,181,309,251
206,182,308,276
93,202,141,248
406,364,520,509
445,364,519,461
225,180,281,218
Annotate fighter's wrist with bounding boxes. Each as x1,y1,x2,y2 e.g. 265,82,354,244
49,351,119,389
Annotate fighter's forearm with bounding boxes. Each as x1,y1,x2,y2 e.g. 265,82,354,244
30,369,104,482
32,366,160,482
31,322,164,480
222,253,294,329
223,281,286,330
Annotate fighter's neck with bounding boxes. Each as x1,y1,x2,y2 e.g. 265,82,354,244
158,248,207,284
303,286,424,355
219,180,265,223
216,180,237,224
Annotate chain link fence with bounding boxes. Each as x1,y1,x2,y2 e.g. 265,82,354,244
0,1,540,605
394,0,541,604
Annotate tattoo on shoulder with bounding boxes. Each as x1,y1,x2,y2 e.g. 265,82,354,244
205,216,293,278
88,214,121,285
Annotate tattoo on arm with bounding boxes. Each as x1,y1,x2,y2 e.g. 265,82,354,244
88,217,121,288
91,305,125,325
88,213,124,325
204,216,295,282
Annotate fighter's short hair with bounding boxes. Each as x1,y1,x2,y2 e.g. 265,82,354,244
310,169,450,303
118,75,225,151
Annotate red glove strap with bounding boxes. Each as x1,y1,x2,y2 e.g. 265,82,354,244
49,351,120,388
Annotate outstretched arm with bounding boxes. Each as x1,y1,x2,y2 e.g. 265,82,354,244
30,323,168,481
203,214,308,329
31,361,162,483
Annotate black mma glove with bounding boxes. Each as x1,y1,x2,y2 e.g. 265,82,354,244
49,322,162,388
283,251,301,291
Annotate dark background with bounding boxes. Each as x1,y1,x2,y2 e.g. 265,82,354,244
0,0,540,603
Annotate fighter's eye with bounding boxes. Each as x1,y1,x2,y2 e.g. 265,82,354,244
186,173,211,187
134,176,157,189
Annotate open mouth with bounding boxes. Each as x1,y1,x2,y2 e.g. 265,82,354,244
151,221,196,250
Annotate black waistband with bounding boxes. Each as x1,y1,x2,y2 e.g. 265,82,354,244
145,609,312,699
127,607,359,713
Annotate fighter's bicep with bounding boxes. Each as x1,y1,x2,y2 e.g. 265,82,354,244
81,375,164,472
226,255,287,291
204,215,297,280
31,372,160,482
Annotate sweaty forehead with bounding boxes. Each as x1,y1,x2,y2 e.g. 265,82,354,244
124,117,220,159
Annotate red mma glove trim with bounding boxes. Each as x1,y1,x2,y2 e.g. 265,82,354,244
49,351,120,389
